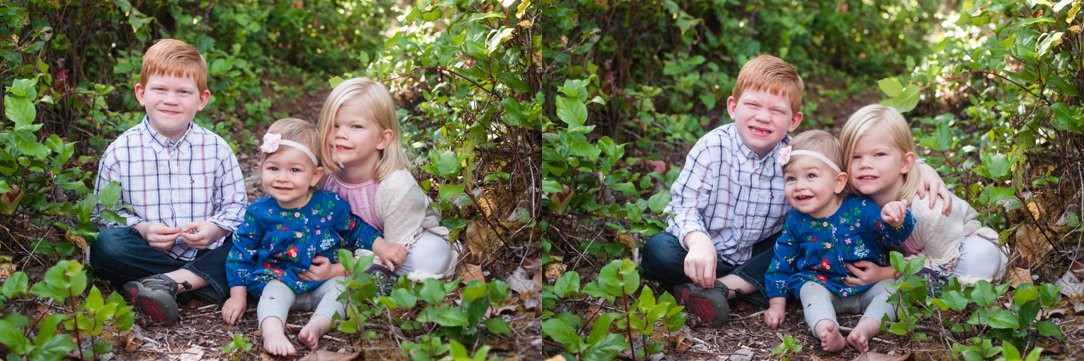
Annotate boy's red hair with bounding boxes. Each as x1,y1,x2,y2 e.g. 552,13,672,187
732,55,804,113
139,39,208,92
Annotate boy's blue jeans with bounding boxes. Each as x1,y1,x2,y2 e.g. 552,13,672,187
89,226,231,304
640,231,778,308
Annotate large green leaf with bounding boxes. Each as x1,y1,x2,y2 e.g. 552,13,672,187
542,318,585,353
556,95,587,127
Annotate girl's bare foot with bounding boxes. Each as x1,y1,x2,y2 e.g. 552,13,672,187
847,318,880,354
814,320,846,352
261,317,296,356
299,314,332,349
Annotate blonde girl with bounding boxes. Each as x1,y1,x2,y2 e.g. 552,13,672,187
840,104,1007,287
223,118,383,356
299,77,457,282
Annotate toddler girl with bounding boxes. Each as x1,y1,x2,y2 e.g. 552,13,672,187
763,130,914,353
840,104,1007,287
222,118,382,356
301,77,457,283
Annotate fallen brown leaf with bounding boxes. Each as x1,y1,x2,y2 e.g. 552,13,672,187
0,258,15,281
506,266,538,294
458,263,485,284
1007,267,1033,287
122,333,143,352
544,355,567,361
850,351,911,361
544,262,567,281
464,220,503,263
1014,224,1051,265
672,332,692,352
298,350,361,361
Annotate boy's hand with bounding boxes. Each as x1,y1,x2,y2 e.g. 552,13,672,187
134,222,181,251
916,163,951,215
764,299,786,328
221,287,248,325
372,237,406,271
180,221,228,249
298,256,346,281
880,200,908,228
683,233,717,288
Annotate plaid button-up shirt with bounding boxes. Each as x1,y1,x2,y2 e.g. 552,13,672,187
94,116,248,261
665,123,791,264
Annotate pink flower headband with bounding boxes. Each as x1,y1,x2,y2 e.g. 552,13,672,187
777,146,840,173
260,133,318,165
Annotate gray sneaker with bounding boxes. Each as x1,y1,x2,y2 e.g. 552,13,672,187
123,274,185,325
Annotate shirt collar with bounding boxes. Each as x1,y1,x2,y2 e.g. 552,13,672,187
141,115,193,150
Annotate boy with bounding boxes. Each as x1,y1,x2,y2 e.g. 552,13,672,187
640,55,803,327
90,39,248,326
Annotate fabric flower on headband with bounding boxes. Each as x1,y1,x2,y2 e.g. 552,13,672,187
780,145,797,164
261,133,283,154
260,132,319,165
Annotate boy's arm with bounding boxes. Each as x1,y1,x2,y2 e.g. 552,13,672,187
666,138,720,250
92,148,143,227
206,149,248,241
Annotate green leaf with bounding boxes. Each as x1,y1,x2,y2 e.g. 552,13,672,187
9,78,37,98
971,281,996,307
878,77,904,97
987,309,1019,329
429,149,461,177
556,95,588,126
980,152,1013,179
99,182,122,207
542,318,585,353
418,279,446,304
487,27,515,54
1,271,28,299
582,333,628,361
4,95,36,129
647,190,670,214
1039,283,1060,307
565,134,601,161
554,271,580,298
1036,31,1064,57
0,320,31,354
391,288,418,309
438,184,467,204
13,131,50,158
933,122,953,151
1051,103,1082,131
881,84,921,113
1013,284,1039,304
1035,320,1064,338
941,290,969,311
585,312,618,345
435,308,469,327
1002,341,1021,360
483,317,513,335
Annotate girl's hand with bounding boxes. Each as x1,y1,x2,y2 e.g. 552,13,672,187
880,200,908,228
764,302,786,328
298,256,345,281
844,261,896,286
916,163,951,215
222,295,246,325
372,238,407,271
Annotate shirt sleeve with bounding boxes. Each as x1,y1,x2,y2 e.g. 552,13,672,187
225,209,262,289
208,143,248,245
875,208,914,247
335,199,383,252
765,212,800,298
665,135,720,248
92,144,143,227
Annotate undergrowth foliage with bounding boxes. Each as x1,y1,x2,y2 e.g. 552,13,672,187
2,0,541,359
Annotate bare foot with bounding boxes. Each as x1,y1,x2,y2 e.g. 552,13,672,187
814,320,846,352
261,317,297,356
847,318,880,354
299,314,332,349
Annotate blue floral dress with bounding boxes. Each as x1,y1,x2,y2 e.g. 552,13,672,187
765,196,914,299
226,190,381,295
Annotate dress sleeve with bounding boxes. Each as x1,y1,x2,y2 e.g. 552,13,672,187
765,212,800,298
226,207,262,289
335,197,383,252
875,207,914,247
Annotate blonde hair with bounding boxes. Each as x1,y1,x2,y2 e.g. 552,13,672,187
140,39,208,93
839,104,921,201
261,118,320,164
785,129,843,173
317,77,410,181
732,55,804,113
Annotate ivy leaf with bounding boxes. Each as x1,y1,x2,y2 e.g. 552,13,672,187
878,77,904,97
542,318,585,353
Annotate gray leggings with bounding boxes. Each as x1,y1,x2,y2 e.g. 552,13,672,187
799,280,897,332
257,277,346,326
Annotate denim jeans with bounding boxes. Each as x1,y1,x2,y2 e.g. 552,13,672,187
89,226,231,304
640,231,778,308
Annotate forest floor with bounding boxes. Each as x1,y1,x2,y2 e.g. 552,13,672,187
0,83,542,361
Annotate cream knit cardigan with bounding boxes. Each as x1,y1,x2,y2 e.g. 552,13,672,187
374,170,457,279
907,193,1007,285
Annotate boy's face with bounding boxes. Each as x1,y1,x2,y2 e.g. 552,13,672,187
135,73,210,140
783,156,847,218
727,89,802,157
261,147,324,209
